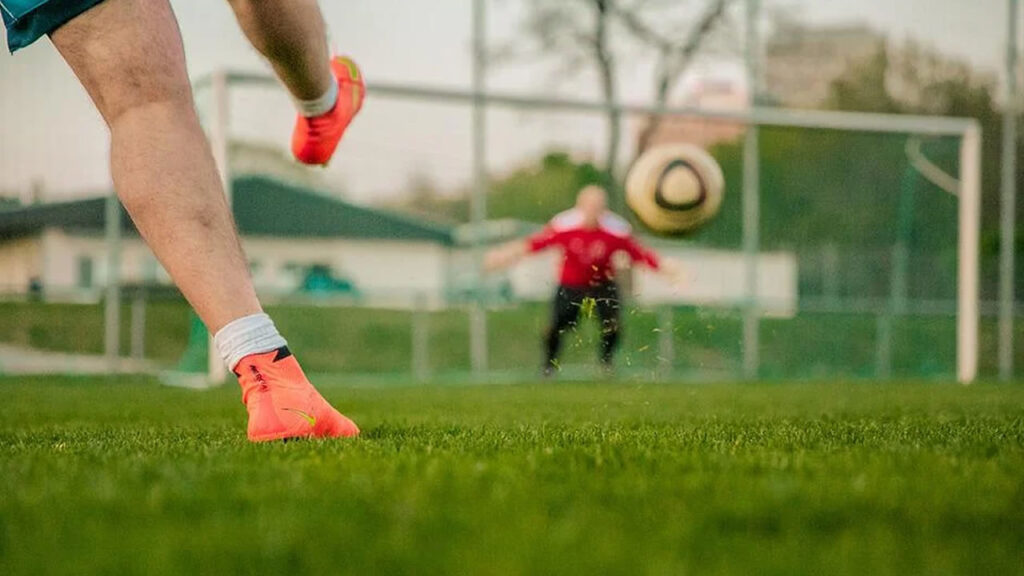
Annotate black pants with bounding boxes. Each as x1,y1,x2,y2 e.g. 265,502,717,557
544,282,621,369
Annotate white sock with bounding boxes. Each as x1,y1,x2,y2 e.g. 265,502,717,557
214,313,288,371
295,77,339,118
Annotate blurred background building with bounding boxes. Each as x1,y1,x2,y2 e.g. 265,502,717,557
0,176,454,305
765,20,884,108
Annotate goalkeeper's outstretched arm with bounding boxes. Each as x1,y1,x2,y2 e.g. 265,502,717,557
484,222,566,273
622,235,687,285
483,240,530,272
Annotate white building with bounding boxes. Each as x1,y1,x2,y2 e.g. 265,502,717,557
0,175,456,306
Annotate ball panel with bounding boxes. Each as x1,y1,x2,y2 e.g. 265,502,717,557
656,161,705,210
625,144,724,235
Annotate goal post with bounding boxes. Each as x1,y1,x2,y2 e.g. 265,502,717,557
206,70,232,385
187,69,983,384
958,124,982,384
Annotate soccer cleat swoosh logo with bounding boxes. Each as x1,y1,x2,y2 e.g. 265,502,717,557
282,408,317,427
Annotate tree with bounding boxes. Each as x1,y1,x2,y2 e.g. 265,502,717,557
615,0,735,153
510,0,733,209
823,41,901,114
486,151,606,221
389,152,605,224
512,0,620,208
385,172,468,224
822,39,1019,297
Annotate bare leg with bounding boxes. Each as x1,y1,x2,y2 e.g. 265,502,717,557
50,0,261,333
226,0,332,100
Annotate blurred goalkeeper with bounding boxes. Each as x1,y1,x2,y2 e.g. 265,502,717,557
3,0,363,441
485,186,680,376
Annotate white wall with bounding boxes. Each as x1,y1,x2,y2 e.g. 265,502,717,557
0,236,42,294
21,230,451,305
241,237,449,305
40,229,160,298
505,246,798,317
634,248,798,317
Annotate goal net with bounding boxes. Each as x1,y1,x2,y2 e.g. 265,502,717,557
178,74,983,383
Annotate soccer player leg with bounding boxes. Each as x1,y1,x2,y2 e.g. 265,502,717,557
226,0,364,165
51,0,260,332
227,0,332,100
595,282,622,367
50,0,357,442
544,286,582,374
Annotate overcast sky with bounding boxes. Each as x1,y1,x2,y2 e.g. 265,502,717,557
0,0,1015,202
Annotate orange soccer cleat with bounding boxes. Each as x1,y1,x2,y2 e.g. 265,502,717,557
291,56,366,166
235,347,360,442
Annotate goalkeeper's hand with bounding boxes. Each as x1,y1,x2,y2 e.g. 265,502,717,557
484,241,528,273
658,257,688,287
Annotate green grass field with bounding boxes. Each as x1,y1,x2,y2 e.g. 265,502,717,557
1,377,1022,575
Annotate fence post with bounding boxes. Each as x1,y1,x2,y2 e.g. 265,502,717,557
468,0,489,376
207,69,231,385
875,311,892,379
741,0,762,381
999,0,1019,381
130,288,146,361
822,243,840,307
412,293,430,382
103,190,122,374
658,306,675,379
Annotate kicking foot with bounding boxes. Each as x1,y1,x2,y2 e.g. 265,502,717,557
291,56,365,166
235,346,359,442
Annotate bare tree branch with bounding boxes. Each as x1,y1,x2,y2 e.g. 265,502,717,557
506,0,732,205
616,0,734,152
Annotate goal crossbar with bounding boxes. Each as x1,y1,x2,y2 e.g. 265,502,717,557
196,71,977,137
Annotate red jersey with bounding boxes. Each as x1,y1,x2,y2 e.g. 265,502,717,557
527,209,660,287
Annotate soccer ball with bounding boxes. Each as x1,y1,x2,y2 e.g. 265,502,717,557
625,143,725,235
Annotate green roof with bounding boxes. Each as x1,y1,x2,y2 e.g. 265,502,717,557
0,175,454,245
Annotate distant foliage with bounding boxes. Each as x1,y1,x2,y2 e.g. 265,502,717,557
390,152,605,224
486,152,606,222
821,39,1020,296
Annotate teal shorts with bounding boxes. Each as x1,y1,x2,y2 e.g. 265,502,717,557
2,0,106,52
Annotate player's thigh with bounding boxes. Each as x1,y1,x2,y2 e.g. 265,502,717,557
551,287,582,330
595,283,621,329
49,0,192,125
